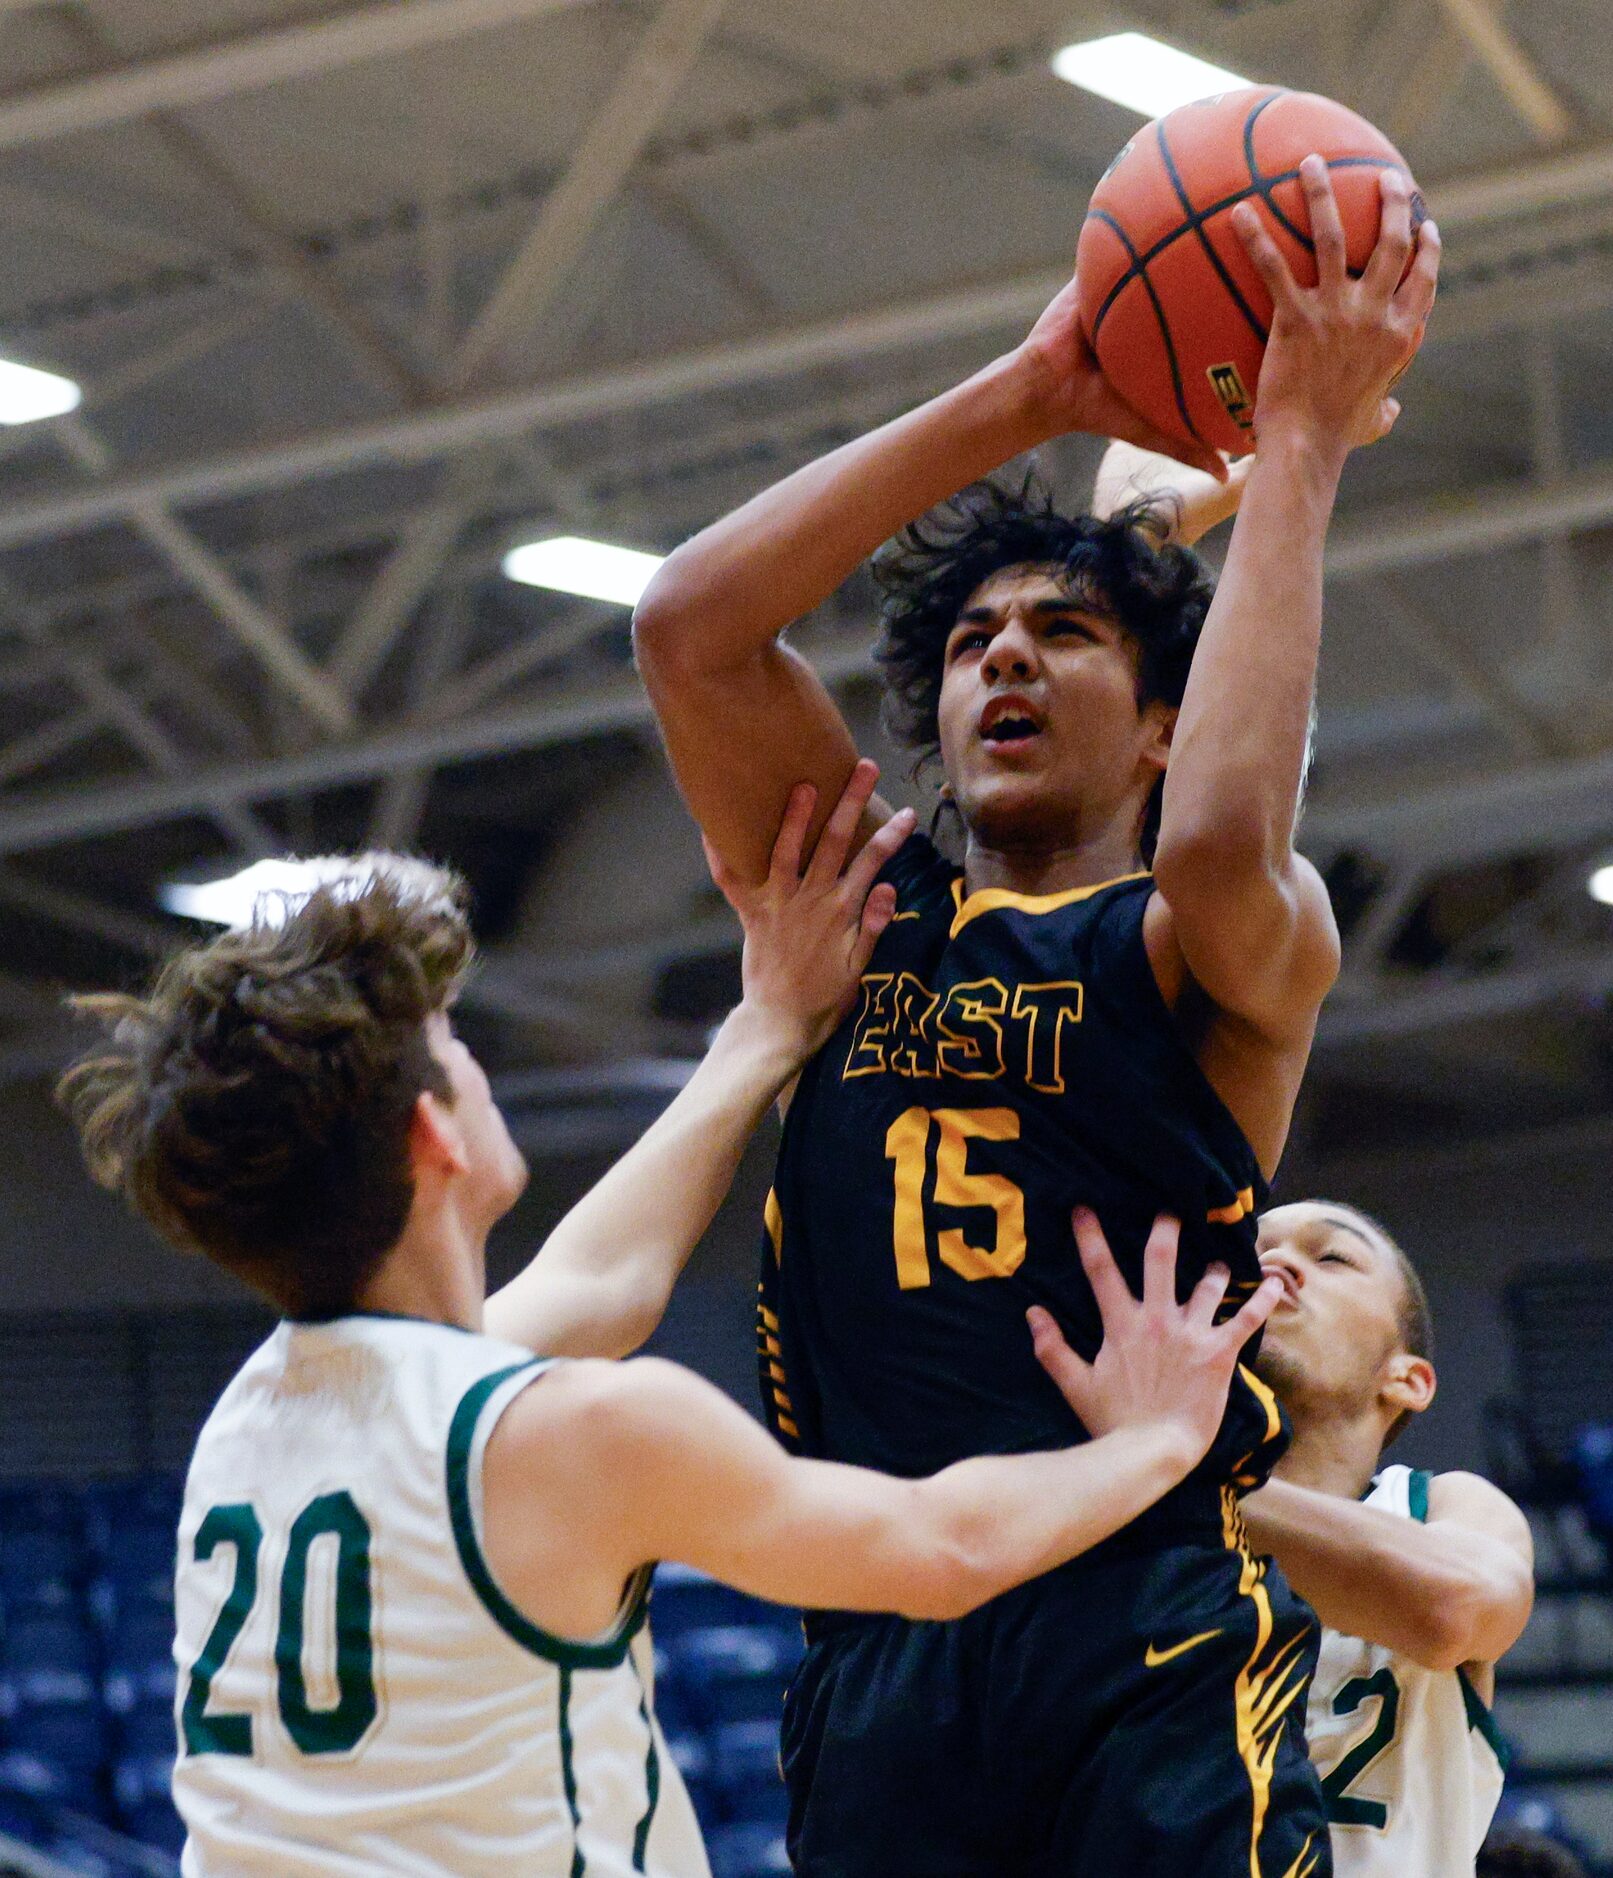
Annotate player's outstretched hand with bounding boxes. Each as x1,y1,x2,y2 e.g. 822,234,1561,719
1028,1209,1283,1470
1016,273,1228,481
705,760,915,1063
1232,158,1439,455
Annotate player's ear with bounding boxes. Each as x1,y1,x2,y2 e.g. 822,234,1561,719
1380,1350,1436,1424
1140,700,1176,774
410,1088,471,1180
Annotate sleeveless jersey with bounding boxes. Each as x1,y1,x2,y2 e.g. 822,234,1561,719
173,1314,708,1878
1308,1465,1508,1877
761,833,1283,1497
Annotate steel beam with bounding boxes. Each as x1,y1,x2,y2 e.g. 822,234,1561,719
1319,948,1613,1046
1436,0,1574,147
446,0,730,392
0,0,599,152
0,614,1603,867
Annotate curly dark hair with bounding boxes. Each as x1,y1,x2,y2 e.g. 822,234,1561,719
874,477,1216,862
58,856,474,1319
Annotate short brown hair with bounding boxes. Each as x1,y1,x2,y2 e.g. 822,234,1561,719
59,857,473,1318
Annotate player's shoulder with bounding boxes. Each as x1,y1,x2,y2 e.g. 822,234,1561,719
1427,1470,1533,1552
488,1355,703,1466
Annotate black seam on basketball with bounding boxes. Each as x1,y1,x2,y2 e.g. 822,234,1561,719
1242,92,1406,269
1084,208,1206,449
1154,114,1268,347
1085,158,1408,342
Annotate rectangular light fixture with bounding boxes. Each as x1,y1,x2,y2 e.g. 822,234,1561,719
0,357,81,425
502,535,664,607
1590,864,1613,908
1050,32,1250,118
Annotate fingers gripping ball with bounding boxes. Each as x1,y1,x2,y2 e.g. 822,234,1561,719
1076,87,1426,453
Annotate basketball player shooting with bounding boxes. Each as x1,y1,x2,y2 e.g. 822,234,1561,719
633,161,1439,1877
59,772,1278,1877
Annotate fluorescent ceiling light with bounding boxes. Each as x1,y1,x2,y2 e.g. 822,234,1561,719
1050,32,1250,118
502,535,664,607
164,853,461,929
1590,864,1613,908
0,357,81,426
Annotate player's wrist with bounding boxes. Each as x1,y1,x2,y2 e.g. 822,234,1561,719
723,996,819,1076
1105,1414,1208,1486
1250,412,1352,480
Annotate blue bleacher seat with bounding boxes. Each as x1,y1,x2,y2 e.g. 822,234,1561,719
0,1746,101,1815
115,1702,175,1761
102,1605,175,1719
661,1729,716,1827
707,1820,791,1878
0,1530,83,1615
649,1564,755,1638
112,1754,183,1857
1572,1423,1613,1547
670,1626,799,1728
710,1719,787,1826
0,1485,85,1542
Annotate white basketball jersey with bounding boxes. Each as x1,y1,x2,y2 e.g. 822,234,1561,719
1307,1465,1507,1878
173,1314,710,1878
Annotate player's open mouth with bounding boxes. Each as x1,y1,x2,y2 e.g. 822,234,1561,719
978,695,1045,745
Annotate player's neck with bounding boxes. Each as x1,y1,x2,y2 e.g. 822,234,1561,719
1272,1407,1384,1501
354,1208,488,1333
961,824,1145,899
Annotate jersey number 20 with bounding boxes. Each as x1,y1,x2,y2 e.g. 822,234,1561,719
885,1106,1027,1288
183,1491,378,1757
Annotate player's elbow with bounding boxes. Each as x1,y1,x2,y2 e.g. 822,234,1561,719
897,1496,1017,1622
1403,1559,1534,1672
632,548,721,678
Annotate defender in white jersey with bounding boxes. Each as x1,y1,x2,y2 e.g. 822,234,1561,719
62,766,1280,1878
1243,1202,1536,1878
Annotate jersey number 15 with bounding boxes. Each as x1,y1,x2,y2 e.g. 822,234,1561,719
885,1106,1028,1289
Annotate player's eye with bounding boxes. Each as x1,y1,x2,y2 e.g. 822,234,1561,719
951,628,990,656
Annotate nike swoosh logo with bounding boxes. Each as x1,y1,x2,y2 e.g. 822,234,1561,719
1144,1627,1224,1668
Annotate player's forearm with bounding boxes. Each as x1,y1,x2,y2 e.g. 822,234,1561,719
906,1422,1199,1620
1092,441,1251,547
633,351,1052,671
491,1004,800,1346
1242,1478,1520,1670
1154,432,1343,881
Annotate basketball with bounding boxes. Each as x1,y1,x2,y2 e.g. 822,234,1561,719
1076,87,1425,455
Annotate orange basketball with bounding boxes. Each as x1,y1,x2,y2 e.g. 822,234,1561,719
1075,87,1424,455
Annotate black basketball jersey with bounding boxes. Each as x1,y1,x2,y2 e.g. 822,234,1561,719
759,832,1285,1497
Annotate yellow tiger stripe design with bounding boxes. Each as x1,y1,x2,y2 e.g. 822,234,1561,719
764,1189,784,1264
1221,1484,1316,1878
1278,1833,1323,1878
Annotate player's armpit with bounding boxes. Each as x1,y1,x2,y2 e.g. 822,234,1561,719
1145,852,1341,1046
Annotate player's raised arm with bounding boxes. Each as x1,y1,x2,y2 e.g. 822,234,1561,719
1240,1471,1534,1674
632,277,1225,884
481,1216,1282,1632
484,765,914,1359
1092,440,1254,548
1146,164,1440,1056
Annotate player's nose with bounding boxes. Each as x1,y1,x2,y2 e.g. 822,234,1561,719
982,619,1039,682
1259,1250,1305,1299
